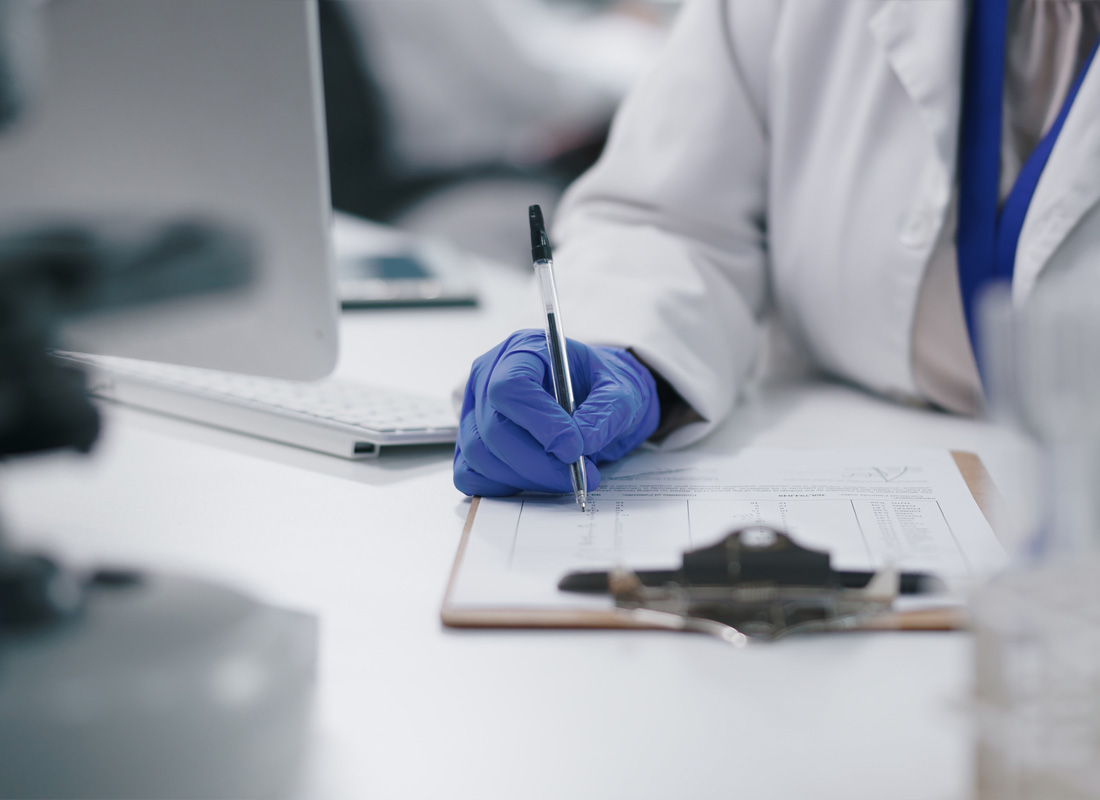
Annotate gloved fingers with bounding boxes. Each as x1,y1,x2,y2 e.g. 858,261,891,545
453,449,521,497
591,434,645,464
461,412,577,493
485,350,584,462
454,447,601,497
573,377,646,456
476,408,589,490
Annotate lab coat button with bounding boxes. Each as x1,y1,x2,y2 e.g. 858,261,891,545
899,212,933,248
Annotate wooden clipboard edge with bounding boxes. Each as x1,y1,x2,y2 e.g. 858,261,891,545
440,495,481,624
950,450,1002,533
441,452,1000,631
440,496,642,630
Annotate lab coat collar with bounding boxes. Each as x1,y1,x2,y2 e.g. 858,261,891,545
1013,53,1100,304
868,0,967,176
869,0,1100,304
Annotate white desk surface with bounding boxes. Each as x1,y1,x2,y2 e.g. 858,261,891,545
2,259,1038,800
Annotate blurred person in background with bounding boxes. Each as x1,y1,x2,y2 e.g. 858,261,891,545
320,0,670,265
453,0,1100,498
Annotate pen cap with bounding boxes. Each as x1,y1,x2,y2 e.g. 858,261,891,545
529,205,552,263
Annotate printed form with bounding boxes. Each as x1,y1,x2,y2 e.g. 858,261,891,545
446,448,1007,612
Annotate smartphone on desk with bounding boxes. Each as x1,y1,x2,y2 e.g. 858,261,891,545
333,213,479,309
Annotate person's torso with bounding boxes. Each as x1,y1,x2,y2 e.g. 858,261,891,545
732,0,1100,404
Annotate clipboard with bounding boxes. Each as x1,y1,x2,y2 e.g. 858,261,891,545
441,450,1001,632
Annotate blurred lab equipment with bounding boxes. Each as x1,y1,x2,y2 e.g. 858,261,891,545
972,273,1100,799
3,0,466,459
0,2,321,797
0,221,252,457
0,218,318,800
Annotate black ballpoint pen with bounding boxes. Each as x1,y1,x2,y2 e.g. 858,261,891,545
529,205,587,512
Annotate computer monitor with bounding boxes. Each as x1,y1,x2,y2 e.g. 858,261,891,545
0,0,338,380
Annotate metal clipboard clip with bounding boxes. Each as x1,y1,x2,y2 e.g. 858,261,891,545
558,526,923,646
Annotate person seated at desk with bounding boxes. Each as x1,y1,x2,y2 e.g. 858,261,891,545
453,0,1100,497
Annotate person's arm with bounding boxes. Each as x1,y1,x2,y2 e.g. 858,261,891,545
453,0,778,497
551,0,777,449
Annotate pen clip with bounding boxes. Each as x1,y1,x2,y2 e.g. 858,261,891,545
598,528,899,642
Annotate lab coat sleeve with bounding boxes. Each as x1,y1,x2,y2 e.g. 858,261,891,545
551,0,773,450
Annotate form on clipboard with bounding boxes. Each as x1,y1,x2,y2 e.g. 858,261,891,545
441,448,1005,633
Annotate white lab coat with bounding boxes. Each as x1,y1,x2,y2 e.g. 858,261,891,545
551,0,1100,449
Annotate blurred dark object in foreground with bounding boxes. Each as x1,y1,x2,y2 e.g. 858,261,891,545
0,220,252,458
0,217,321,800
0,2,318,796
0,568,318,800
0,222,318,799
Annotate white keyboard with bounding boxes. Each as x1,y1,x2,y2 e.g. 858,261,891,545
68,354,459,459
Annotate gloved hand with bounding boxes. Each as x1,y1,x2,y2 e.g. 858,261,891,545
454,329,660,497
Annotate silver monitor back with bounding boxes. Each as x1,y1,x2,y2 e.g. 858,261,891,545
0,0,338,380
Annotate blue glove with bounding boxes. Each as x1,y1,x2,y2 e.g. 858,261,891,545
454,329,660,497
